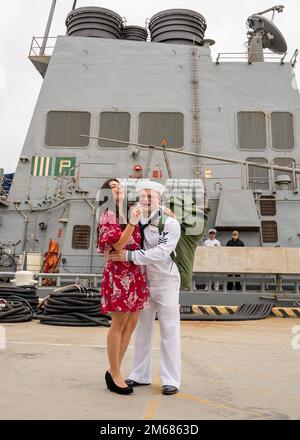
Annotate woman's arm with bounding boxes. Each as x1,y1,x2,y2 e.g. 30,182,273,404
112,224,135,251
111,205,142,251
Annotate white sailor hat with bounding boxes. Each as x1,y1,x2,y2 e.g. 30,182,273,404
135,180,166,196
209,229,217,234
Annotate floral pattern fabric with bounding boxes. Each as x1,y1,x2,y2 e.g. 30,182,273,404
97,210,149,313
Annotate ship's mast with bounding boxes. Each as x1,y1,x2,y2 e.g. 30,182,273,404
39,0,57,56
39,0,78,56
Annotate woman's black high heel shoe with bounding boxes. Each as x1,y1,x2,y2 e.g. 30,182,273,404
105,371,113,389
105,371,133,395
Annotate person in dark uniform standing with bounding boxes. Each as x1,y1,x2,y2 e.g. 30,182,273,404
226,231,245,291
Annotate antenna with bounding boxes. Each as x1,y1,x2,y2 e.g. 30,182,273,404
255,5,285,21
246,5,287,62
39,0,57,56
40,1,77,56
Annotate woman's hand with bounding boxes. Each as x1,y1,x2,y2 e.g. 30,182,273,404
129,204,143,226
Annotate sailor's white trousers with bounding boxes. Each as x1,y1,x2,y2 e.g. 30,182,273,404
128,277,181,389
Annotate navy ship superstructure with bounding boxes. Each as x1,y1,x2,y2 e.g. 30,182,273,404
0,3,300,306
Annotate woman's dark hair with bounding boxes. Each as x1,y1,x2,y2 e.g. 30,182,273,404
99,178,127,227
99,178,119,209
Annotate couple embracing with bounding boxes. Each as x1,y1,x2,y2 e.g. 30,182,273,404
97,178,181,396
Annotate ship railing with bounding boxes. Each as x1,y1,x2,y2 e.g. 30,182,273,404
215,51,298,66
76,160,300,193
76,162,118,184
0,188,8,198
192,274,300,296
29,36,57,58
291,49,299,68
1,270,299,298
0,272,102,289
202,161,300,192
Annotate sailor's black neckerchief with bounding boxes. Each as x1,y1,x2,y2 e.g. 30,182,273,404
128,207,174,274
139,207,163,250
127,208,163,263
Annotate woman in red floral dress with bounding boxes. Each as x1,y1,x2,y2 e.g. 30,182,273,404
97,178,149,394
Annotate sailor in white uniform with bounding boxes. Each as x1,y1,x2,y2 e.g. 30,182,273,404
110,180,181,395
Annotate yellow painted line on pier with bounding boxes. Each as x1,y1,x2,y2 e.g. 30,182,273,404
143,399,160,420
175,392,233,412
143,372,161,420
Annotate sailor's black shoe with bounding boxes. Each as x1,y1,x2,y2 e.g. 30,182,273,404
125,379,151,387
162,385,179,395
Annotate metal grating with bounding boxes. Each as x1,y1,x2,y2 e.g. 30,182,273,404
138,112,184,148
72,225,91,249
45,111,91,147
149,9,207,46
65,7,123,39
122,26,148,41
247,157,269,190
271,112,295,151
261,221,278,243
98,112,131,148
238,112,267,150
260,196,276,216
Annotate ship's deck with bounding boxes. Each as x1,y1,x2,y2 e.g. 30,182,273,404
0,319,299,420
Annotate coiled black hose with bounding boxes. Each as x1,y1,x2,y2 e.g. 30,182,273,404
37,285,110,327
0,285,39,312
0,299,34,323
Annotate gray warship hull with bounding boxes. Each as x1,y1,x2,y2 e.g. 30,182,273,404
1,6,300,311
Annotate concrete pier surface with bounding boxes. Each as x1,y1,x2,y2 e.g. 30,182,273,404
0,318,299,420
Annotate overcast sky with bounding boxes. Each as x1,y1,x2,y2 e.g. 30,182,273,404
0,0,299,172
